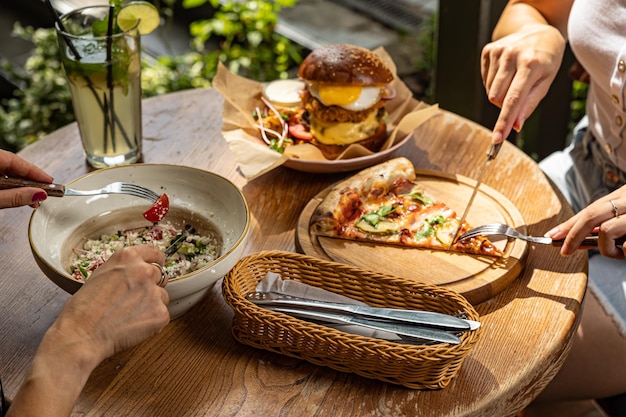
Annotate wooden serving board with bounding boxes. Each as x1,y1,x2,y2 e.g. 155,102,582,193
295,169,528,305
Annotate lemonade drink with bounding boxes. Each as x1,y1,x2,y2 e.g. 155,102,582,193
57,6,142,168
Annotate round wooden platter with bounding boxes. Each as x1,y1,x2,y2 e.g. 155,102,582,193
295,169,528,305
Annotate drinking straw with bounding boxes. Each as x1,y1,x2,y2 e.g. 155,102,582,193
104,6,134,150
105,5,116,152
44,0,81,60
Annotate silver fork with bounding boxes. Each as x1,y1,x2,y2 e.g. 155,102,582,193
63,182,161,203
0,176,160,203
458,223,611,247
459,223,552,244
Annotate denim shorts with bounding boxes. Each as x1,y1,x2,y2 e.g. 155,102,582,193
563,125,626,212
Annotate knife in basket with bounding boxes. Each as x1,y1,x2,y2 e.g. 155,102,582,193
269,307,462,345
248,292,479,332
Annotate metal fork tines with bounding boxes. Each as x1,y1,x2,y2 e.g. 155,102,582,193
458,223,553,244
63,182,160,203
0,176,160,203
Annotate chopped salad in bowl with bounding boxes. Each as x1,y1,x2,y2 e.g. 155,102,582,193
70,221,221,282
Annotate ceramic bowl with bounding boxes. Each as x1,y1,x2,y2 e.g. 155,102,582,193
29,164,250,319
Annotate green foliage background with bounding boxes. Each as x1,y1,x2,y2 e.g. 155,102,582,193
0,0,583,154
0,25,74,151
0,0,303,151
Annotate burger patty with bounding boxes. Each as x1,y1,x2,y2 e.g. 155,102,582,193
302,94,385,124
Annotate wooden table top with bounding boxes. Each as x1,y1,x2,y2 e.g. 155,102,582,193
1,88,587,417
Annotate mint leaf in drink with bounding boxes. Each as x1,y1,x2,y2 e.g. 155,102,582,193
92,17,110,37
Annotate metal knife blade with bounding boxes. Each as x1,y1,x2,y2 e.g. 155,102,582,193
249,293,478,331
270,307,462,344
164,224,196,258
449,142,503,249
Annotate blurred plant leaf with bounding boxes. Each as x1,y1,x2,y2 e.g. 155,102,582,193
1,1,304,151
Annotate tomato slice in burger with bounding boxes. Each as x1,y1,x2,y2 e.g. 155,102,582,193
143,193,170,223
288,115,313,141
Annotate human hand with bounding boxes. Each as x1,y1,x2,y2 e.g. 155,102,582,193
47,245,170,366
6,245,170,417
0,150,54,208
481,23,566,144
545,188,626,259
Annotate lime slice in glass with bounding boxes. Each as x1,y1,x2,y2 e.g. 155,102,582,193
117,1,160,35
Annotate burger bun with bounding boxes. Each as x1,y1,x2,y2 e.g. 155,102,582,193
297,44,394,86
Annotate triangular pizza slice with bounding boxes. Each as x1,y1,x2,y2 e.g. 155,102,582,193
309,157,503,257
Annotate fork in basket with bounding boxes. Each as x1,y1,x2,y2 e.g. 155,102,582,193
0,176,160,204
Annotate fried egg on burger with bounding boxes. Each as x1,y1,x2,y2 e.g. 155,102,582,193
295,44,395,159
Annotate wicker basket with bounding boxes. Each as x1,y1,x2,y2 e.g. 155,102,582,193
222,250,481,389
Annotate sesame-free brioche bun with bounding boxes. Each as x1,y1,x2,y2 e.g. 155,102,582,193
297,44,394,86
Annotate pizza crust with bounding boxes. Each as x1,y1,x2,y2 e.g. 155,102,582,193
310,157,415,234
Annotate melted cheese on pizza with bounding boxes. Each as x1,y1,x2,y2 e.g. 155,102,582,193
335,179,501,256
309,157,503,257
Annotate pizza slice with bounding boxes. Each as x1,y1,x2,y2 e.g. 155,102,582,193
309,157,503,257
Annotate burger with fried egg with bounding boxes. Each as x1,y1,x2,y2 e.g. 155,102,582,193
294,44,395,159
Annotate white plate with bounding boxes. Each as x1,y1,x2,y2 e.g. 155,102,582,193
283,132,413,174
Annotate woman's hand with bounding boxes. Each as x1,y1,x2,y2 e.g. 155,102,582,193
0,150,53,208
6,245,170,417
50,245,171,362
546,187,626,259
481,23,567,144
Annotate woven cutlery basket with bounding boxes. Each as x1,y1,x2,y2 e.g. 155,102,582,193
222,250,481,389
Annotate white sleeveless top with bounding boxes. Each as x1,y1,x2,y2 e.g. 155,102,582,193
568,0,626,171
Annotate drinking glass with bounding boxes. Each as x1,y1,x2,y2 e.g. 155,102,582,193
56,6,142,168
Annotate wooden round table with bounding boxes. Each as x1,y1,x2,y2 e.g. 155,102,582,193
0,88,586,416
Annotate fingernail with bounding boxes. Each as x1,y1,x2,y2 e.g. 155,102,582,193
492,131,502,144
32,192,48,203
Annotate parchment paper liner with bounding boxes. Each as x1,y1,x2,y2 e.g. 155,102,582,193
213,47,440,179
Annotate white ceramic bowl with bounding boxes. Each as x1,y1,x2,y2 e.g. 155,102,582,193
29,164,250,319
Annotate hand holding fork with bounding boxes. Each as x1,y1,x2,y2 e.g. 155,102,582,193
544,194,626,259
461,223,626,256
0,176,160,204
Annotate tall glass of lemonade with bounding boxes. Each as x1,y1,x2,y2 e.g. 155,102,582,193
56,5,142,168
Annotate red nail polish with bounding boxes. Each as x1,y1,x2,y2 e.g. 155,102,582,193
32,192,48,203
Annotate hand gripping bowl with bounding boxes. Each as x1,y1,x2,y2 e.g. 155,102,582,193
29,164,250,319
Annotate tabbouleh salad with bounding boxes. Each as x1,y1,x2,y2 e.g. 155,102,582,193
70,221,220,282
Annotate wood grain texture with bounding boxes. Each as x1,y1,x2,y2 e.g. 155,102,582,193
296,169,527,304
0,88,587,417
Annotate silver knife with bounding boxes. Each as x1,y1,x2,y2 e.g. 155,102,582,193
449,142,503,249
164,224,196,257
270,307,462,344
248,292,480,331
